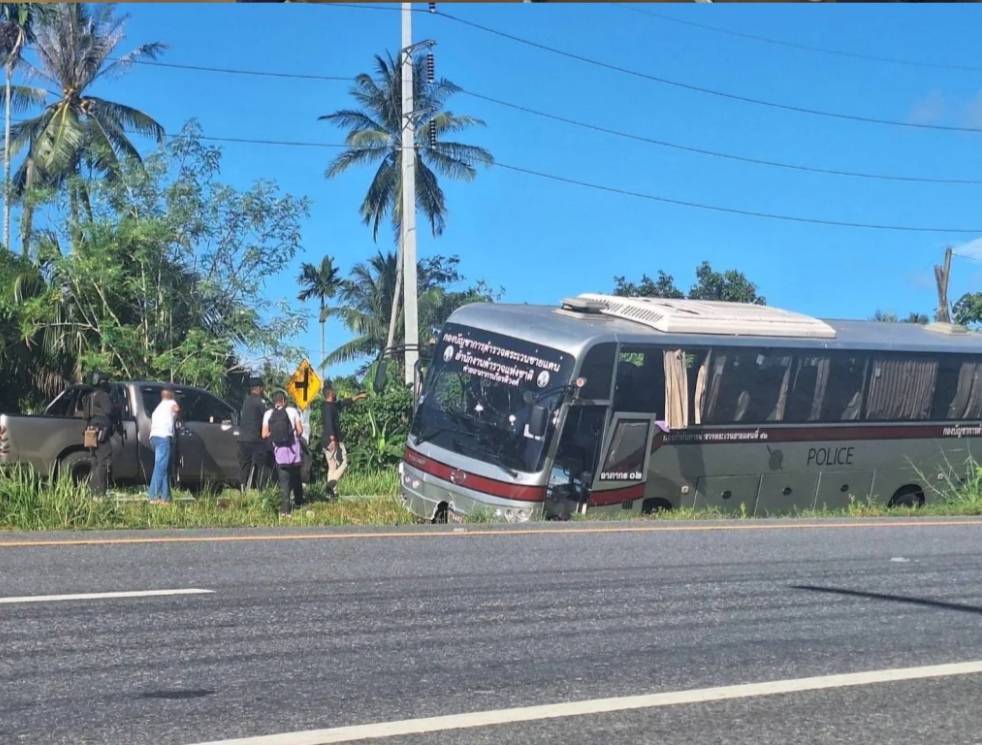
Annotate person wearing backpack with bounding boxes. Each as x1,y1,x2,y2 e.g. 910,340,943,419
261,390,304,516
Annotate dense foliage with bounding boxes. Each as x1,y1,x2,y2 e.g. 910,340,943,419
1,126,309,409
614,261,766,305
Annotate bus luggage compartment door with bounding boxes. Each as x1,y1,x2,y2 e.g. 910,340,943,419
694,475,761,515
815,470,875,511
755,472,820,516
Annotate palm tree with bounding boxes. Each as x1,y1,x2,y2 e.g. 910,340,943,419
297,255,343,378
9,4,165,251
320,52,493,240
0,3,48,253
328,251,399,367
328,251,495,370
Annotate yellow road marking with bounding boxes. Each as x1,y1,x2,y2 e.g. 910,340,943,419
1,518,982,549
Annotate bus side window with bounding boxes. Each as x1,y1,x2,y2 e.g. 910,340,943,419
613,348,663,413
578,343,616,400
821,353,868,421
865,354,938,421
785,356,828,422
933,356,982,420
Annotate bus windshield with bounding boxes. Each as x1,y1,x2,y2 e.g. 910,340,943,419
410,323,575,473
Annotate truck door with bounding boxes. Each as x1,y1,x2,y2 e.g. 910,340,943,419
109,384,141,483
175,391,240,486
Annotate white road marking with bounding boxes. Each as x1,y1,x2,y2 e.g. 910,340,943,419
186,659,982,745
0,588,214,605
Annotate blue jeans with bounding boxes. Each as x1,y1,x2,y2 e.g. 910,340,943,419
149,436,172,501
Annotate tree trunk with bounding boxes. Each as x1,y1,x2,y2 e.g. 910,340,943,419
3,61,11,253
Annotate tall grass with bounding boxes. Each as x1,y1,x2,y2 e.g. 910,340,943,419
2,461,981,532
0,465,413,531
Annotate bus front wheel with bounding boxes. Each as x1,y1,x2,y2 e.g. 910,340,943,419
641,498,672,515
888,485,925,509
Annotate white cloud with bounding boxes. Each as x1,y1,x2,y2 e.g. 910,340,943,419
954,236,982,261
909,90,945,125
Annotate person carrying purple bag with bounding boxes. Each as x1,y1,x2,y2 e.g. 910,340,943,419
261,391,305,516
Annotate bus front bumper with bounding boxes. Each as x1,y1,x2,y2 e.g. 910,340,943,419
398,461,542,523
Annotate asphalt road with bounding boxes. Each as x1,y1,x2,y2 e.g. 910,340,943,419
2,518,982,744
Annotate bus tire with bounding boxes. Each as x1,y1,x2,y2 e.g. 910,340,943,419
888,484,924,509
58,450,93,485
432,502,449,524
641,498,672,515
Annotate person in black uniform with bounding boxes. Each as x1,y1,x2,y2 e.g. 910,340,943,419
85,372,115,496
238,376,269,490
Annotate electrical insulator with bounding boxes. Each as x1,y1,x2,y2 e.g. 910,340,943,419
425,53,435,83
429,121,437,147
428,2,436,12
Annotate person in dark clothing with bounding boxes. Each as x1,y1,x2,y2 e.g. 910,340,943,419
238,377,270,490
321,387,366,493
84,372,115,496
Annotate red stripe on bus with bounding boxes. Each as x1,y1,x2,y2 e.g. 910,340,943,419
403,447,546,502
589,484,645,506
664,423,981,445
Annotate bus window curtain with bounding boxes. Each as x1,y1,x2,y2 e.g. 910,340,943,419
702,352,727,423
663,349,688,429
692,350,711,425
949,360,982,419
769,356,793,422
866,356,939,420
808,356,830,422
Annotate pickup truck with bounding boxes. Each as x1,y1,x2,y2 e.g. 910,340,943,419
0,381,243,488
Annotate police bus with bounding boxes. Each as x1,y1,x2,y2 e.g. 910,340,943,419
399,295,982,522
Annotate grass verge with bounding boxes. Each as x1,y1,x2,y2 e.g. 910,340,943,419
0,466,411,531
2,463,981,532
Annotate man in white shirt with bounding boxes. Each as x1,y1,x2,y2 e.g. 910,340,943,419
148,385,180,503
262,391,304,515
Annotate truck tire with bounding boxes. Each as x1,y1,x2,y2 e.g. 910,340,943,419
58,450,94,485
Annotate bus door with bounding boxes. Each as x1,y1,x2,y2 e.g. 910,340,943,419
590,413,656,509
587,346,666,509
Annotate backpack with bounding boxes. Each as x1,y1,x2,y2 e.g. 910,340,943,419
268,407,295,447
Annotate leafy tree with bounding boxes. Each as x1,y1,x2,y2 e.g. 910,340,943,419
613,271,683,299
297,256,343,378
612,262,765,304
320,52,493,240
688,261,765,304
10,4,165,250
14,126,309,395
0,3,49,252
328,251,499,369
871,311,930,324
953,292,982,328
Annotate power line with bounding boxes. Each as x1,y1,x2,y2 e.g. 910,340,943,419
428,8,982,134
115,52,980,185
126,58,351,82
461,90,982,186
621,6,982,73
491,161,982,234
149,127,982,233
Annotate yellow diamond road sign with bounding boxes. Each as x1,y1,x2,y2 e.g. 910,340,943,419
287,359,322,411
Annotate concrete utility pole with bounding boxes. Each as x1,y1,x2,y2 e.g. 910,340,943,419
934,246,953,324
401,1,419,387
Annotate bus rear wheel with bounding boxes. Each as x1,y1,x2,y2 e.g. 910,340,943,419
888,485,925,509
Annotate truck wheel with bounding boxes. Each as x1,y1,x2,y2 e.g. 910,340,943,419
59,451,94,485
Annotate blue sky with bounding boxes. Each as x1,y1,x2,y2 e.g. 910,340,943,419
30,3,982,375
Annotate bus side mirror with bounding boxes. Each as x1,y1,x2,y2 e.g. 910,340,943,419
529,404,549,438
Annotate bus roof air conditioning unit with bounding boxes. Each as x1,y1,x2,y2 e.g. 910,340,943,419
576,294,837,339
